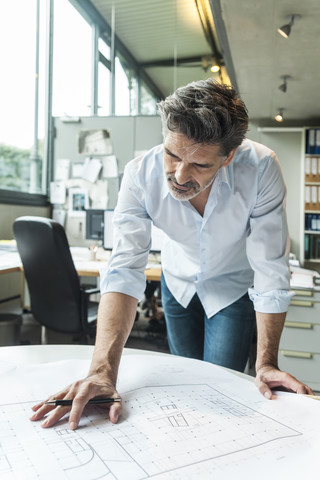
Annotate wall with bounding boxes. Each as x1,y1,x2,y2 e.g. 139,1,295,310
248,124,303,260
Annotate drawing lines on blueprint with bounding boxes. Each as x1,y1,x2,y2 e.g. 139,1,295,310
0,384,302,480
108,384,302,478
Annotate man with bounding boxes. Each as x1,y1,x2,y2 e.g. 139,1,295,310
31,79,312,430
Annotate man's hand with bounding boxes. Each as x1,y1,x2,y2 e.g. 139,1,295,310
255,364,314,399
255,311,313,399
30,373,121,430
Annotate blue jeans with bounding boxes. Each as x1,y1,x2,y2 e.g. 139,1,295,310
161,274,256,372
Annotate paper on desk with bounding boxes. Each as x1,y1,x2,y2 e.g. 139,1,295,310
0,355,319,480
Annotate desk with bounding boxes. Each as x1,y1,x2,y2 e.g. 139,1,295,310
0,344,158,363
0,248,161,282
0,345,317,480
0,251,22,275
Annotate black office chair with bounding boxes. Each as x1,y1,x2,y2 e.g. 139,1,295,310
13,216,98,344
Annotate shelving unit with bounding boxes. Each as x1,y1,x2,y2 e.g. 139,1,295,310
277,128,320,390
302,128,320,270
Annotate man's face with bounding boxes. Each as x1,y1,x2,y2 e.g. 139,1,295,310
163,131,231,201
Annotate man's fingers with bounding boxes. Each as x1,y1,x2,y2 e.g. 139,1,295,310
40,405,71,428
108,401,122,424
31,387,72,413
255,377,273,400
255,367,314,398
67,393,94,430
296,383,314,395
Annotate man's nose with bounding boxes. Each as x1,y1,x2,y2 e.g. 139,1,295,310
175,162,191,184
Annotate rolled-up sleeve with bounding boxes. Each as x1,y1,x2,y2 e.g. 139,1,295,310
246,153,291,312
100,161,151,301
248,288,295,313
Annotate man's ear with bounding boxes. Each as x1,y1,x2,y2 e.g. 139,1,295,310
222,147,238,167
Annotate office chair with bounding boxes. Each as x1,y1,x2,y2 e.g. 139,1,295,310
13,216,99,344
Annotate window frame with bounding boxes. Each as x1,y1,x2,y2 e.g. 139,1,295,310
0,0,162,206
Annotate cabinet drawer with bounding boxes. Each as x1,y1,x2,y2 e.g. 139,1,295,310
287,299,320,324
280,322,320,353
278,351,320,391
292,289,320,302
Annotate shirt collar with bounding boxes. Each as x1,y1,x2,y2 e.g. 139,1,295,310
221,163,233,192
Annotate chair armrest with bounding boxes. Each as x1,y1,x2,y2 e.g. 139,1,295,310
81,286,100,295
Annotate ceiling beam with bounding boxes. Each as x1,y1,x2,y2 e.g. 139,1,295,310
139,55,210,69
208,0,238,90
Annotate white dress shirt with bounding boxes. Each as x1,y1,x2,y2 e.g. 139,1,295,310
100,138,292,317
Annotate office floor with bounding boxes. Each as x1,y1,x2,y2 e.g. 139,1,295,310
0,296,170,354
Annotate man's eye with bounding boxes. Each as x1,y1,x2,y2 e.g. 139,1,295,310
194,164,208,169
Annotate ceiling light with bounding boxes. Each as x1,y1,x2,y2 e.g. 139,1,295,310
202,56,221,74
278,75,291,93
278,14,301,38
274,109,284,122
210,64,220,73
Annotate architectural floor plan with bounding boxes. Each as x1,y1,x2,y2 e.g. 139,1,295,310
0,354,319,479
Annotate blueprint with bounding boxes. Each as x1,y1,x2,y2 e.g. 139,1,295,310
0,354,319,479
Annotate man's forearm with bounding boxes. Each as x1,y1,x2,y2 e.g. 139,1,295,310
255,311,286,371
89,292,139,385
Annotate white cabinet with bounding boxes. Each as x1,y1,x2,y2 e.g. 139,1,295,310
279,288,320,391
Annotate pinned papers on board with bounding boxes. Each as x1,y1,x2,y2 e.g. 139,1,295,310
102,155,118,178
78,129,113,155
55,158,70,181
81,157,102,183
50,181,66,204
52,207,66,227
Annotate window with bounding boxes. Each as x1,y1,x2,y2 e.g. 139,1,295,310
0,0,45,195
52,0,92,117
0,0,162,203
98,38,111,115
115,57,130,115
98,63,111,115
140,83,158,115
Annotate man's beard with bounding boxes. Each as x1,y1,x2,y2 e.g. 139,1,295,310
166,173,215,201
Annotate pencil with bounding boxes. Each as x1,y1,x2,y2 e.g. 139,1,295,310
45,398,121,406
301,394,320,400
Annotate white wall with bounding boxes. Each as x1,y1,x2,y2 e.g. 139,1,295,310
248,124,303,260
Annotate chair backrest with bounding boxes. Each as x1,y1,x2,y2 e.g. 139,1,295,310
13,216,84,334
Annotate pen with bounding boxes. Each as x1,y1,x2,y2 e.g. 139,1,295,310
45,397,121,406
301,394,320,400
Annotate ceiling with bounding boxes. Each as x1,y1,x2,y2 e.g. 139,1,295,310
86,0,320,124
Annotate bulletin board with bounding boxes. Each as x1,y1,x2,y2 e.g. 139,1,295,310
52,115,162,246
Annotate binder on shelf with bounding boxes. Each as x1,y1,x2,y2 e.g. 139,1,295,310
305,213,320,231
305,234,310,260
305,185,311,210
312,185,318,209
306,128,316,154
311,157,318,179
311,214,318,230
304,235,310,260
305,156,311,181
316,129,320,154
